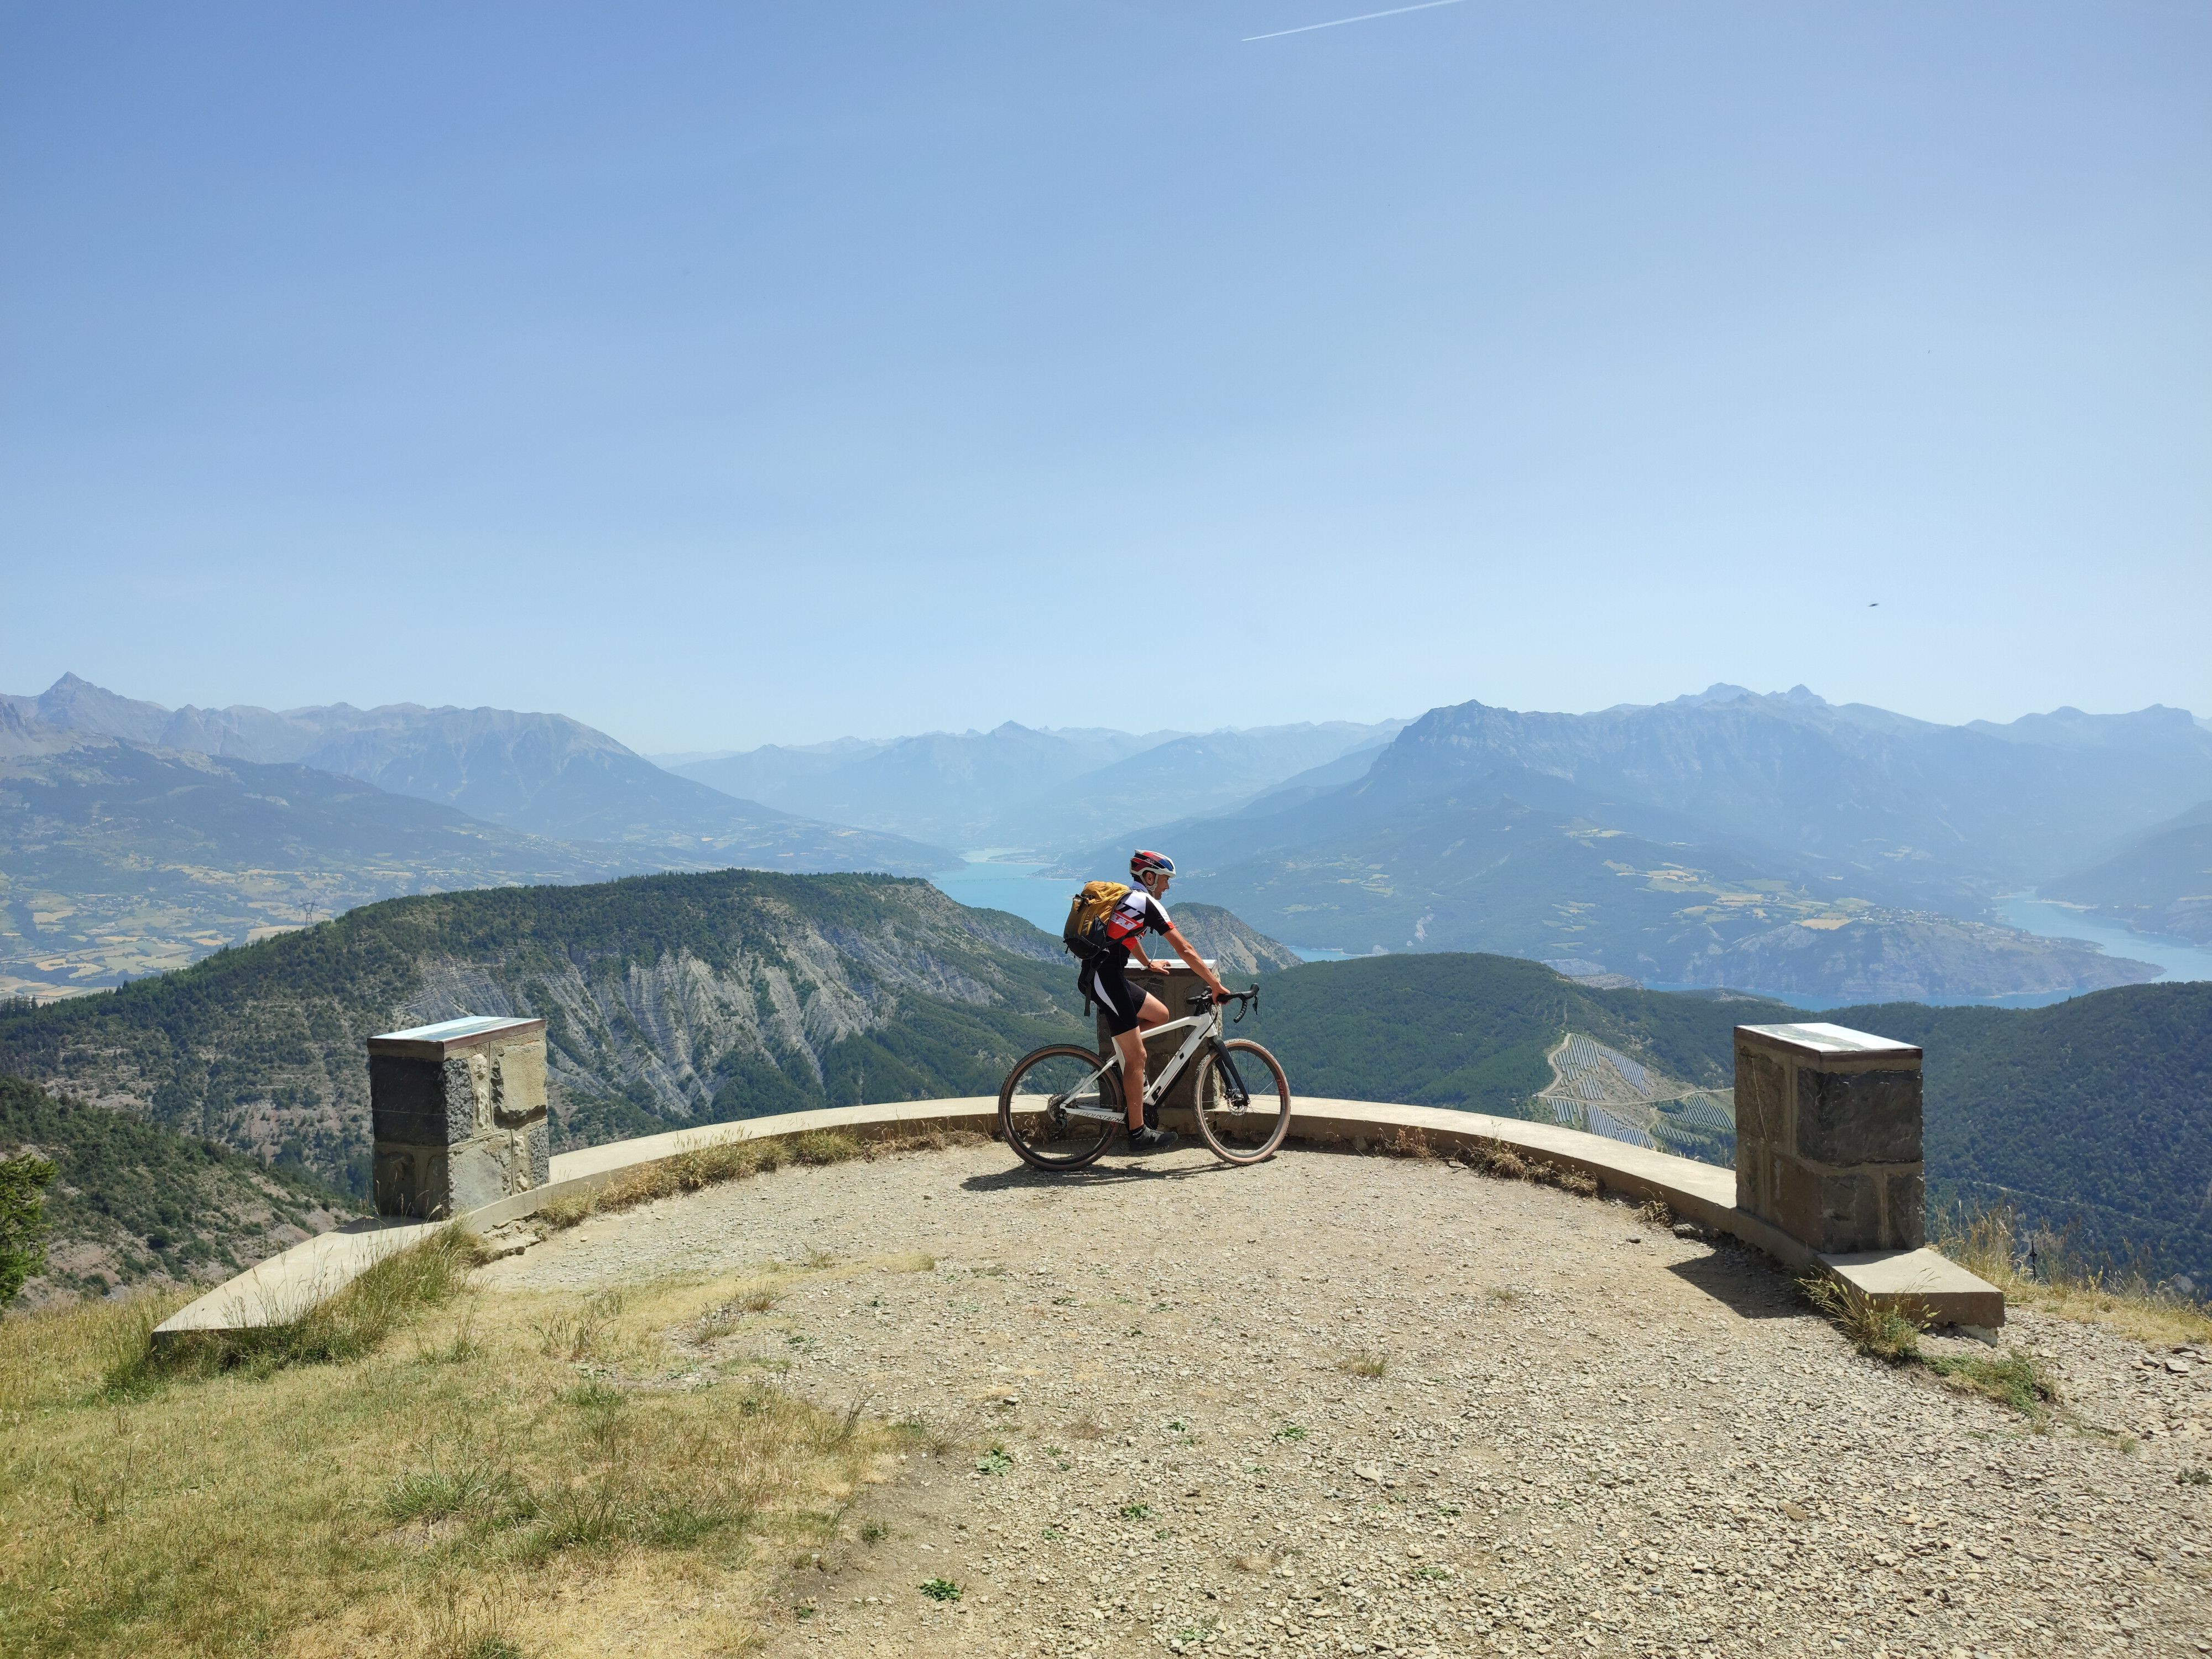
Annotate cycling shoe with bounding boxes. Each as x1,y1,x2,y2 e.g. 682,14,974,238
1125,1125,1180,1155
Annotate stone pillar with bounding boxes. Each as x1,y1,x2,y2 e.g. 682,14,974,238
1734,1021,1923,1254
368,1015,551,1219
1094,961,1218,1130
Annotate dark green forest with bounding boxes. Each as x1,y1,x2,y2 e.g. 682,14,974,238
1221,952,1787,1115
0,1073,349,1301
1820,987,2212,1288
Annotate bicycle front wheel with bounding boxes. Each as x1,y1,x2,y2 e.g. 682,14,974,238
999,1044,1120,1172
1192,1039,1291,1165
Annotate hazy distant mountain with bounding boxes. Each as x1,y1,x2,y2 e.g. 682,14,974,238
1340,686,2212,908
1222,741,1394,820
989,722,1406,852
672,718,1403,852
1157,783,2152,999
1065,685,2206,999
672,722,1177,844
0,720,652,997
658,735,895,801
6,674,957,872
2042,800,2212,944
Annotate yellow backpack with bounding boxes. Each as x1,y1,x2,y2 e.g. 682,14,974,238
1062,880,1130,961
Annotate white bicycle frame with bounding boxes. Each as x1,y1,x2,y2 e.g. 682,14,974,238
1054,1004,1239,1123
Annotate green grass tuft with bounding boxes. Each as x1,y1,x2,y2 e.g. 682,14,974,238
1926,1351,2062,1425
1797,1271,1928,1362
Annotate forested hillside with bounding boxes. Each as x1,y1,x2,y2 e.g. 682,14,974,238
1823,985,2212,1288
0,1074,354,1305
1223,953,1785,1116
0,872,1089,1195
6,894,2203,1292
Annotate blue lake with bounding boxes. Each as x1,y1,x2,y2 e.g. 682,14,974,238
928,857,1066,932
1995,893,2212,985
928,856,1349,963
931,860,2208,1003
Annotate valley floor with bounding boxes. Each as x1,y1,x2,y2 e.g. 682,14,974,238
481,1142,2211,1658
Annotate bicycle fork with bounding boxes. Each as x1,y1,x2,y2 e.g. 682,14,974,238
1208,1037,1252,1109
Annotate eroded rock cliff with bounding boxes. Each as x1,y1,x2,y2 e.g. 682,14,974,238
0,872,1086,1191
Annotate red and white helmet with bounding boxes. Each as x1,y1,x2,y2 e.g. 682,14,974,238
1129,849,1176,879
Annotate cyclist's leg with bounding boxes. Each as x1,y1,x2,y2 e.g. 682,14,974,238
1114,993,1171,1125
1113,1025,1146,1126
1092,964,1155,1128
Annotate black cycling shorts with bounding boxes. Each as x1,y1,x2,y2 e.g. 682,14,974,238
1080,959,1150,1036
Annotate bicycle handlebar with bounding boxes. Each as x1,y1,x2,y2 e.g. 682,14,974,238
1186,984,1261,1022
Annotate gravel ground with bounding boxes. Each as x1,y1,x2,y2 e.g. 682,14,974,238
478,1139,2212,1658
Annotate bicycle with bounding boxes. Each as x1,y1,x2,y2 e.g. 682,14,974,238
997,984,1291,1171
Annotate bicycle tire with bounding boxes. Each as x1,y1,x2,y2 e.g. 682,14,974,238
999,1044,1120,1172
1191,1038,1291,1165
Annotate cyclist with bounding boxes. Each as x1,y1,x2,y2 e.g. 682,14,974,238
1080,850,1232,1153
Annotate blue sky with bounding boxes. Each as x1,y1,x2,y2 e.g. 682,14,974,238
3,1,2206,750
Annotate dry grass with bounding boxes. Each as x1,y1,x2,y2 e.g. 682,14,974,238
1338,1348,1389,1379
1798,1270,1932,1362
1936,1203,2212,1349
539,1126,985,1233
1451,1138,1600,1198
0,1232,902,1658
891,1405,977,1458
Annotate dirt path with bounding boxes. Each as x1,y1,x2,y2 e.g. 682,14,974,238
478,1139,2210,1658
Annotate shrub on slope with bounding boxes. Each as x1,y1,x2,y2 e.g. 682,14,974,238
0,1074,353,1305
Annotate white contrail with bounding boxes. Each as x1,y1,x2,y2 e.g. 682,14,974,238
1243,0,1470,43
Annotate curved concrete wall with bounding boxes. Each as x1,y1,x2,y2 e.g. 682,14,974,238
155,1093,1998,1341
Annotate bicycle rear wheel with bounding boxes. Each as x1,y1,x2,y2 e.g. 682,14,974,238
999,1044,1120,1171
1192,1038,1291,1165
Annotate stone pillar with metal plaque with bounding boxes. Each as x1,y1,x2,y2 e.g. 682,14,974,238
368,1015,552,1218
1094,958,1218,1130
1733,1021,1924,1254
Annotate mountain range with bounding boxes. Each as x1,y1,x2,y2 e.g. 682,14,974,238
12,672,2210,1004
3,674,959,858
1068,685,2212,999
0,675,958,999
666,719,1404,851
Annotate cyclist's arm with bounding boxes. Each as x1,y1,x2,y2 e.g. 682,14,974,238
1159,923,1229,999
